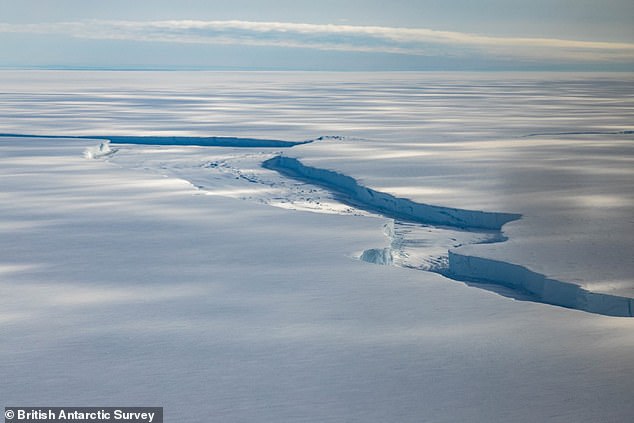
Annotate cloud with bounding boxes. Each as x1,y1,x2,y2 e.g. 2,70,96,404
1,19,633,63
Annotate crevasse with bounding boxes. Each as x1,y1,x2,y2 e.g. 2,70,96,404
263,155,633,317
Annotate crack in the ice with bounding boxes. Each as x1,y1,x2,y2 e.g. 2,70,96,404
263,154,633,317
73,133,633,317
522,130,633,138
0,133,311,148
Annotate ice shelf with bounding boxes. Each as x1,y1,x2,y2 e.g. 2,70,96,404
264,154,633,317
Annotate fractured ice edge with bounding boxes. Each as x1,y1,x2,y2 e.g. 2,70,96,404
8,133,629,317
263,155,633,317
0,133,310,148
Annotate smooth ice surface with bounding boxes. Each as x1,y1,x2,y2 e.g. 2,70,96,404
1,71,634,421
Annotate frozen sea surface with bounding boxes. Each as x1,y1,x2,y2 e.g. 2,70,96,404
1,71,633,422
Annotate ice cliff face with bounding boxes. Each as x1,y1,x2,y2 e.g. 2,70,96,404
448,251,633,317
2,133,310,148
264,154,633,317
263,156,520,230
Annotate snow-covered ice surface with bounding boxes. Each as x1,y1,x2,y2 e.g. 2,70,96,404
1,71,634,422
105,143,503,274
266,140,634,315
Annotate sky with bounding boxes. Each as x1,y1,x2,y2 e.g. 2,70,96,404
0,0,633,71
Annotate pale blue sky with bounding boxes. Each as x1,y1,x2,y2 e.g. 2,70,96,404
1,0,632,70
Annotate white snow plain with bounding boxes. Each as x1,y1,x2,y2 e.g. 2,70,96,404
1,71,633,422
